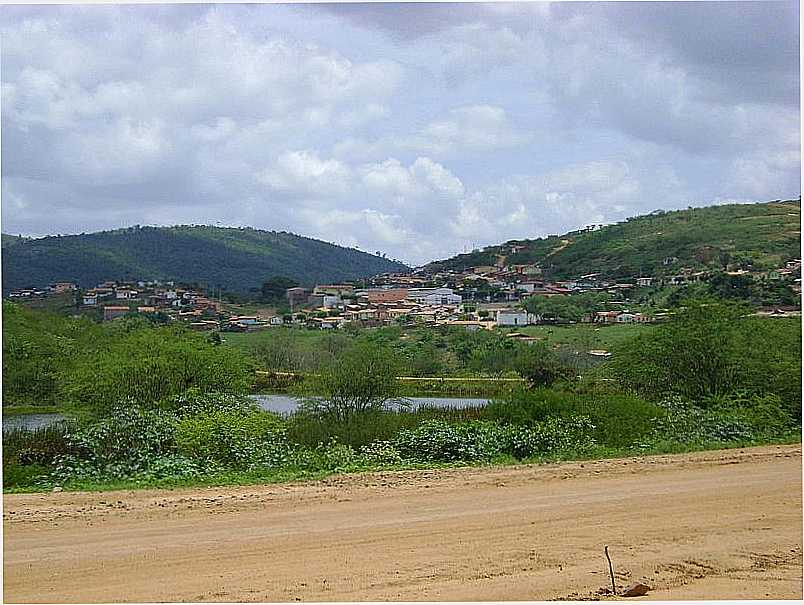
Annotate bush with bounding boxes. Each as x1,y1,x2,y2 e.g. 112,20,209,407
486,388,663,448
393,420,499,462
175,409,287,468
608,301,801,420
62,326,254,414
2,423,76,468
514,341,575,387
497,417,597,458
299,341,401,421
53,406,179,480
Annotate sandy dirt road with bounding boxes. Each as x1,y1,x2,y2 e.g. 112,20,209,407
3,444,802,602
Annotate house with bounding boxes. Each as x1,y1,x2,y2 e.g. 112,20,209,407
50,282,77,294
103,306,130,321
496,310,537,326
365,288,409,304
286,287,309,309
115,289,138,300
636,277,654,287
593,311,620,324
82,292,98,306
269,316,284,326
313,284,354,297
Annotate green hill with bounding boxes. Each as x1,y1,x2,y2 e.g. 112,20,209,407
426,199,801,278
1,225,408,293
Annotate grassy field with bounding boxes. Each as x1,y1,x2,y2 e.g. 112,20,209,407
511,323,654,352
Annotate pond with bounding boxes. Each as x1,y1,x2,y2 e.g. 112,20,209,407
2,413,66,432
2,395,492,431
251,394,491,415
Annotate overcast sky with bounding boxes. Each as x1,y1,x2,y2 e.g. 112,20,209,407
1,1,799,265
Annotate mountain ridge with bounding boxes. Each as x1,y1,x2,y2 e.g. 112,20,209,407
1,225,409,293
424,199,801,278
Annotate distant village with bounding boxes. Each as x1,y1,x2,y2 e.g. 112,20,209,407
7,251,801,332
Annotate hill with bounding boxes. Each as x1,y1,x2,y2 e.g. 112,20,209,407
425,199,801,278
1,225,408,293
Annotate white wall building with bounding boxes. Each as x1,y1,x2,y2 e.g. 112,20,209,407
496,310,538,326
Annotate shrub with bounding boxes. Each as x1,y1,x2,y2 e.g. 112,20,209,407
53,405,178,480
497,416,597,458
486,388,663,448
358,440,403,466
298,341,402,421
175,409,287,468
393,420,497,462
2,423,76,468
62,326,254,414
513,341,575,386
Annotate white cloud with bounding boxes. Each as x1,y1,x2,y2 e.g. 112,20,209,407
258,151,352,197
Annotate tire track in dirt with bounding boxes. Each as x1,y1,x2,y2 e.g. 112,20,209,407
4,444,802,602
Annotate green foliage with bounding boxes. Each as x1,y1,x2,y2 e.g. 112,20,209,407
640,394,797,449
426,199,800,281
513,341,574,386
392,417,598,462
62,325,253,414
2,424,76,470
2,302,104,406
1,225,408,293
485,388,665,448
54,406,180,480
608,300,801,419
299,341,401,420
260,276,298,303
175,409,287,468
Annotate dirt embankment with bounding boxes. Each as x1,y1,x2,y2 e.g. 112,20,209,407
4,444,802,602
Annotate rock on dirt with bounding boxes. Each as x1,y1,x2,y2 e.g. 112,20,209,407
621,582,651,597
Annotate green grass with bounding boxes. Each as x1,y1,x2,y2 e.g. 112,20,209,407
2,405,62,415
511,323,654,352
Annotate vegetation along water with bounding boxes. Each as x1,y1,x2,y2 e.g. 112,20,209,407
2,293,800,492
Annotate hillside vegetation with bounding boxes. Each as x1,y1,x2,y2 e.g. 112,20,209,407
1,225,408,292
426,199,801,278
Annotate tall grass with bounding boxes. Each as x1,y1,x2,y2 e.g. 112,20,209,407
484,388,666,448
286,405,486,448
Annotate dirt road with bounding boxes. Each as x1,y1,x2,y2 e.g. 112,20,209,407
4,444,802,602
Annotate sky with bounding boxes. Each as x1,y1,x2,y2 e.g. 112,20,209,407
1,1,800,266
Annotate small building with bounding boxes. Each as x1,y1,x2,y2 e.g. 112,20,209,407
636,277,654,287
82,292,98,306
50,282,77,294
496,310,537,326
103,306,130,321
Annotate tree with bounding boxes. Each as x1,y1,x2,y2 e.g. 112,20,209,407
607,299,801,420
299,342,401,421
260,276,299,303
513,341,574,387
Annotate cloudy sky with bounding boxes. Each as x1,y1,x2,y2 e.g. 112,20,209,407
1,1,799,265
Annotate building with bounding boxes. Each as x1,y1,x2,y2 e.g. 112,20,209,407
286,287,309,309
496,310,537,326
408,287,461,305
365,288,409,304
636,277,654,287
103,306,130,321
50,282,77,294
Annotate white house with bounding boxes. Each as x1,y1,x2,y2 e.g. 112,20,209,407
82,293,98,306
496,310,537,326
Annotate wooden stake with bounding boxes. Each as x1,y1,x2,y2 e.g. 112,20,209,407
604,545,616,596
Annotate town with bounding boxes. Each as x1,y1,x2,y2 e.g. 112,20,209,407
7,250,801,332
